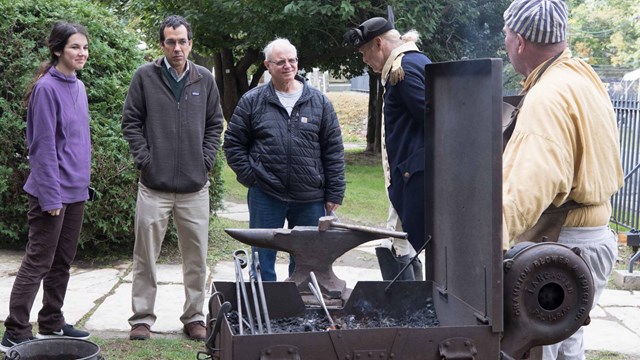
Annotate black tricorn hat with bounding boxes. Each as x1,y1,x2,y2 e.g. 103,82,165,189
343,17,394,49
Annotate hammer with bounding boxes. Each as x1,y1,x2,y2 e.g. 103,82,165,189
317,215,408,239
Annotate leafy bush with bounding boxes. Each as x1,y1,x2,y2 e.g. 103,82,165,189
0,0,225,255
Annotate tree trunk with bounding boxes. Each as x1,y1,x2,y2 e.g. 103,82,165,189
366,71,383,154
235,48,261,94
219,48,239,121
191,52,215,71
213,53,223,103
250,65,266,89
215,48,265,121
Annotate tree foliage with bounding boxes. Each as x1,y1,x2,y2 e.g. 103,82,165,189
100,0,510,155
0,0,225,254
566,0,640,68
393,0,510,62
502,0,640,92
0,0,141,251
100,0,387,119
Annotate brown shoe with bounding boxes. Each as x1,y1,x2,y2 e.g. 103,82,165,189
129,323,151,340
183,321,206,341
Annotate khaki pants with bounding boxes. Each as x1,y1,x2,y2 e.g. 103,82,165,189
128,182,210,327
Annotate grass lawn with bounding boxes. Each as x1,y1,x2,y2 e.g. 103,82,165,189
340,151,387,226
326,91,369,144
94,337,205,359
585,351,636,360
221,148,389,227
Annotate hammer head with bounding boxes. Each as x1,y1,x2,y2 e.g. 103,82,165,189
318,215,337,232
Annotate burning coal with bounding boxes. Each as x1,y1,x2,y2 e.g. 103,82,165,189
226,298,439,334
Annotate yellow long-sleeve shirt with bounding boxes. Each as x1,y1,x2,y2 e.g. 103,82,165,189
502,49,623,249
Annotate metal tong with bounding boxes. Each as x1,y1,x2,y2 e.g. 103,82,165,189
253,251,272,334
249,277,263,334
233,249,254,334
308,271,338,330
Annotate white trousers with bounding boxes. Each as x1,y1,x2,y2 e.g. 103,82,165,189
379,204,415,257
542,226,618,360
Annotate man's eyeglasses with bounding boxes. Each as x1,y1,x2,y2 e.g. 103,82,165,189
163,39,189,48
268,58,298,67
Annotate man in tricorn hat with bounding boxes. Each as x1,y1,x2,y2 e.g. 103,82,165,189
502,1,623,358
344,17,431,280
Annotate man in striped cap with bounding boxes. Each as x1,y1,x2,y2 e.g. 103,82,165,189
502,1,623,359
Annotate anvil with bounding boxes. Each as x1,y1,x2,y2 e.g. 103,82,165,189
225,226,386,300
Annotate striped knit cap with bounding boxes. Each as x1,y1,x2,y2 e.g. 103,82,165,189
504,0,568,44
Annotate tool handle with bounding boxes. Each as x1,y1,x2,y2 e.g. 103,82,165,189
330,222,408,239
309,272,336,327
254,251,272,333
234,258,255,333
250,279,264,334
235,262,243,335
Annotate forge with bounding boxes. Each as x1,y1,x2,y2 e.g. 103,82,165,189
198,59,595,360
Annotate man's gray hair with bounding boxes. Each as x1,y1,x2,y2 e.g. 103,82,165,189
263,38,298,60
381,29,420,46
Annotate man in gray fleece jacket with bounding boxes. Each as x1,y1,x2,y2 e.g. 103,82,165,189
121,15,224,342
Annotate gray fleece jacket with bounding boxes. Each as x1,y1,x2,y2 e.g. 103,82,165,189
122,58,224,193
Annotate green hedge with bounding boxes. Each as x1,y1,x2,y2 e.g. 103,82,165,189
0,0,225,255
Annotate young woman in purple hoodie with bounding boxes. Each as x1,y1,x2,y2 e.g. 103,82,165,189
1,22,92,352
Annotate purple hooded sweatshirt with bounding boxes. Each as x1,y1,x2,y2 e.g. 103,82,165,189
23,66,91,212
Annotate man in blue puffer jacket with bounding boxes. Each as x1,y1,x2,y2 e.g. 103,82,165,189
224,38,346,281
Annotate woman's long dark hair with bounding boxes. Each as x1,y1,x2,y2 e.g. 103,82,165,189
23,21,89,107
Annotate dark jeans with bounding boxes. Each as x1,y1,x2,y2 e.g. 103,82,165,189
247,186,325,281
4,196,84,338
